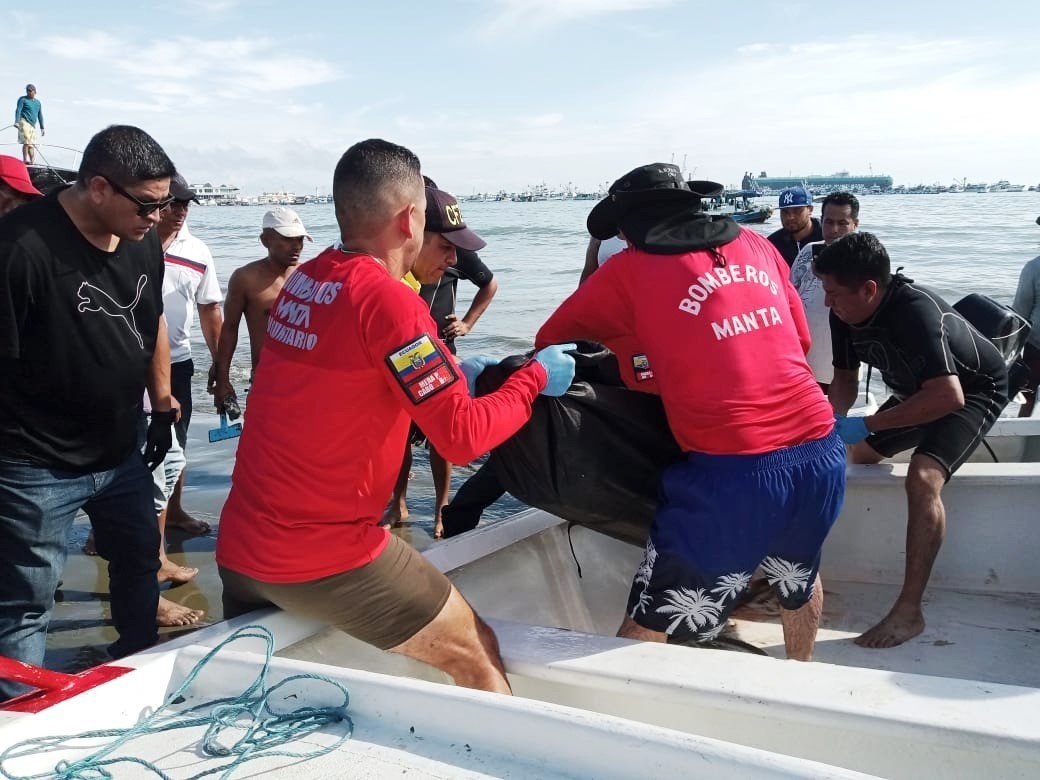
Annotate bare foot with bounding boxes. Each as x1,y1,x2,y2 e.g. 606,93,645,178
433,515,444,540
854,604,925,648
157,596,205,627
158,559,199,585
165,510,211,535
379,504,408,529
83,531,98,556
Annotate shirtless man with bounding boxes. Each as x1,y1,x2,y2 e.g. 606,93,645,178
211,207,310,408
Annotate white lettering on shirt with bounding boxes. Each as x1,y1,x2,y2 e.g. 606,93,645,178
678,264,779,317
710,306,784,341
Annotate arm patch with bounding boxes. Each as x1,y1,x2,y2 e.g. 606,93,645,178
386,333,459,404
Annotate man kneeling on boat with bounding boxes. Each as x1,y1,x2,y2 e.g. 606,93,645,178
215,139,576,694
535,163,847,660
818,233,1010,648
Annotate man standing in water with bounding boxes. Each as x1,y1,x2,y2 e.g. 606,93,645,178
212,207,309,409
14,85,45,165
0,125,176,700
818,232,1009,648
789,191,860,389
767,186,822,267
384,183,499,537
216,138,575,693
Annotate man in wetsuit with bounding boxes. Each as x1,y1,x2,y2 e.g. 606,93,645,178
818,232,1010,648
216,139,576,693
537,163,846,661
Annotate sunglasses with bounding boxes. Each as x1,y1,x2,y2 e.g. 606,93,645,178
102,176,175,217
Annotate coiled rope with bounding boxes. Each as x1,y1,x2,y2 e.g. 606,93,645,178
0,625,353,779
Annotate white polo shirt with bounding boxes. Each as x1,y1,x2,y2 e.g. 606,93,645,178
163,225,223,363
789,240,832,384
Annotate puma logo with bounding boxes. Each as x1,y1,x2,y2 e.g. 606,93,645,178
76,276,148,348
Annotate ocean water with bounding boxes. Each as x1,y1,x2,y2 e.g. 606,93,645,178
190,193,1040,393
43,193,1040,674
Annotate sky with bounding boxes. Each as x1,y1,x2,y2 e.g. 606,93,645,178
4,0,1040,197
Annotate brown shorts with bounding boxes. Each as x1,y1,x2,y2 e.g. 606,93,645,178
219,534,452,650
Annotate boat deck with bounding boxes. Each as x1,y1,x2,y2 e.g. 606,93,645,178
729,579,1040,687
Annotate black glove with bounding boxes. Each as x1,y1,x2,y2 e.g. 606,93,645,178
143,410,177,471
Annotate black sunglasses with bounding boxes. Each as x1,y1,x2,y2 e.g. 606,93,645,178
102,176,175,217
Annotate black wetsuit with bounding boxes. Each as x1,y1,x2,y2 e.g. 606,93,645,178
831,276,1009,475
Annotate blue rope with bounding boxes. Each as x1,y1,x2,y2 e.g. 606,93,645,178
0,625,354,779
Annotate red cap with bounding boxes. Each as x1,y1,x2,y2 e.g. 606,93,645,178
0,155,43,197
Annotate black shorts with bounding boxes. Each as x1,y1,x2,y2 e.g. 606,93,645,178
171,358,194,448
865,390,1007,478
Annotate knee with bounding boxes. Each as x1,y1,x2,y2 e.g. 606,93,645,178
905,463,945,498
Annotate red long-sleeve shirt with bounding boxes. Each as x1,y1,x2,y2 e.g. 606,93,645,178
217,249,546,581
536,230,833,455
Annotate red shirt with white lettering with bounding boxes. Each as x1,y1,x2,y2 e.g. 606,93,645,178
217,248,547,582
536,229,833,454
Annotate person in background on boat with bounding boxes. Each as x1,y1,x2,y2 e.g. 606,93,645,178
767,185,822,267
0,125,178,701
579,235,628,285
536,163,846,661
384,178,499,537
13,84,44,166
211,207,309,410
817,232,1009,648
0,154,42,216
789,192,860,390
1011,248,1040,417
216,138,576,694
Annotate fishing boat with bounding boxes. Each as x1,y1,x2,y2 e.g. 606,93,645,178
0,626,871,779
3,412,1040,778
706,190,774,224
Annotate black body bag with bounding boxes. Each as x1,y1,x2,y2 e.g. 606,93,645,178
953,294,1032,393
475,343,681,547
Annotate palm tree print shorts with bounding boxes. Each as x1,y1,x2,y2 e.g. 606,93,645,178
626,430,846,642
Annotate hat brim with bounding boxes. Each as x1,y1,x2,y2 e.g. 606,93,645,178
271,227,313,241
777,203,812,209
588,189,701,240
440,227,487,252
686,180,724,198
1,175,42,197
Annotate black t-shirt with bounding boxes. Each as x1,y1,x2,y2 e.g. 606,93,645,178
831,277,1008,399
419,247,494,348
0,190,165,471
767,217,823,267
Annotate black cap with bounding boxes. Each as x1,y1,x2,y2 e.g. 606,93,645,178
169,174,198,203
425,187,486,251
587,163,723,240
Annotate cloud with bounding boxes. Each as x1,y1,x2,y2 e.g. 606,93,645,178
480,0,676,35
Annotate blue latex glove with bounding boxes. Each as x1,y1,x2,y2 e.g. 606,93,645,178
533,343,577,397
834,415,870,444
459,356,500,396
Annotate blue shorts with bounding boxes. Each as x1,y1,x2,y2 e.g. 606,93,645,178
627,431,846,642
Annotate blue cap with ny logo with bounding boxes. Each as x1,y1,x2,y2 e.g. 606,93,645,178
778,185,812,209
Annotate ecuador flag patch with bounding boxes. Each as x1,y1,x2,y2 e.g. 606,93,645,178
386,333,459,404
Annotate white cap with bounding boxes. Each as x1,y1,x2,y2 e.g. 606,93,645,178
262,207,312,240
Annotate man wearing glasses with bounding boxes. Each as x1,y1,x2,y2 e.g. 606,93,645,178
0,124,178,702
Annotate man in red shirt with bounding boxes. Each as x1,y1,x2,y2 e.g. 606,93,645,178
216,139,576,693
536,163,846,660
